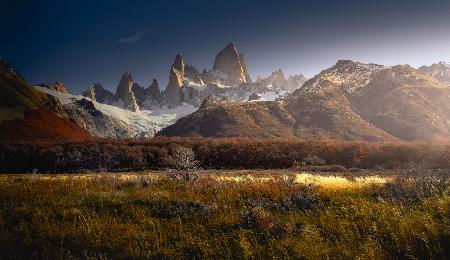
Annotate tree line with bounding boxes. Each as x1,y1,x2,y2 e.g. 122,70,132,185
0,137,448,173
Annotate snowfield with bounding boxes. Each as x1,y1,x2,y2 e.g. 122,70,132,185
34,86,197,137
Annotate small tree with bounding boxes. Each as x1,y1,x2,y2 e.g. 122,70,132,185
166,145,200,181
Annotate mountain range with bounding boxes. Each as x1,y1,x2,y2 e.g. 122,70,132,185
160,60,450,142
80,43,306,110
31,43,307,138
0,43,449,142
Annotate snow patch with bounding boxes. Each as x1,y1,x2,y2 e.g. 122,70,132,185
186,81,206,90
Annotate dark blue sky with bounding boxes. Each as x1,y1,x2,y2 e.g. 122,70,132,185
1,0,450,93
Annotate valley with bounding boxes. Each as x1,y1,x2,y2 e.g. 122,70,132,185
1,1,450,257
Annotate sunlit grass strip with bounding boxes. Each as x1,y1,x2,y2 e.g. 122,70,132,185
295,173,391,190
213,172,391,190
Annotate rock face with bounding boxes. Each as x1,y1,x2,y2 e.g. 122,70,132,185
41,82,70,93
164,54,185,107
146,79,163,103
133,79,164,108
158,60,450,141
239,54,252,83
114,72,140,111
131,83,146,108
286,74,309,92
74,98,102,117
82,83,115,104
205,43,251,86
419,62,450,83
63,98,136,138
184,63,204,85
259,69,287,87
256,69,308,91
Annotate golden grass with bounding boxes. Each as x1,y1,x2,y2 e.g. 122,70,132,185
0,171,448,258
213,171,391,190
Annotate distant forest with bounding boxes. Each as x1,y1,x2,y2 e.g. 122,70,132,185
1,137,449,173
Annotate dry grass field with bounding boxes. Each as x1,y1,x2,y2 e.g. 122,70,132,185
0,170,448,258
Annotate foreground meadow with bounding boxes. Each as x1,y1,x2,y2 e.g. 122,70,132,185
0,170,448,259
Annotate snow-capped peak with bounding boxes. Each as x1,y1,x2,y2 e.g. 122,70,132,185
298,60,386,94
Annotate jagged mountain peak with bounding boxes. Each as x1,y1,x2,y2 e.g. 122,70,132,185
147,79,161,96
164,54,186,107
91,82,105,89
116,72,134,94
173,53,184,73
83,83,115,103
213,43,240,70
211,43,251,85
150,78,159,87
120,71,133,82
224,42,237,51
419,61,450,83
115,71,139,111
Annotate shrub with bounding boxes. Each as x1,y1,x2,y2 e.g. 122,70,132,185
166,145,200,181
374,163,449,203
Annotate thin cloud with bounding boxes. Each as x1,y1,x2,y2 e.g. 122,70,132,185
118,30,151,43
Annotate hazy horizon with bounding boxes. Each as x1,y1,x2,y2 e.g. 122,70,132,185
1,0,450,93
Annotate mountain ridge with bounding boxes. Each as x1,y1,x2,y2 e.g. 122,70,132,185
158,60,450,141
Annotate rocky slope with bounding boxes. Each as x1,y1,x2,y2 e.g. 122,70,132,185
351,65,450,140
158,60,450,141
36,86,196,138
158,97,295,137
419,62,450,83
255,69,308,92
0,59,91,143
